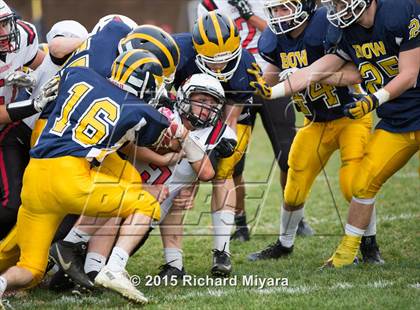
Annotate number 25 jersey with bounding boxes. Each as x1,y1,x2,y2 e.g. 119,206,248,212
327,0,420,132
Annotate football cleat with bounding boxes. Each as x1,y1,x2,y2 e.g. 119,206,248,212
230,214,250,242
94,266,148,304
360,236,385,265
211,249,232,277
48,269,74,292
247,240,293,261
158,264,186,279
296,218,315,237
49,240,94,289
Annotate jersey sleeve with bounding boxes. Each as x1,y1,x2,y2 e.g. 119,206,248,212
399,0,420,51
257,28,281,67
17,20,39,66
135,107,170,147
323,23,352,61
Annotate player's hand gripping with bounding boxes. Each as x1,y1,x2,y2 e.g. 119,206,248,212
248,62,272,99
5,71,37,88
32,76,60,112
228,0,254,20
343,93,379,119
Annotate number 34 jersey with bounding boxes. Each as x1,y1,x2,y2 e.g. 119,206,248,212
328,0,420,132
259,7,356,122
31,67,169,162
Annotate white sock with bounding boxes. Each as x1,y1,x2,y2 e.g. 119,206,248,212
279,207,304,248
164,248,183,270
107,247,129,272
212,210,235,253
63,227,91,244
345,224,365,237
84,252,107,274
0,276,7,296
364,206,377,236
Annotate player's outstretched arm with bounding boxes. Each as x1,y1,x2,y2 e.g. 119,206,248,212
249,54,346,99
48,37,84,60
316,62,362,87
343,47,420,119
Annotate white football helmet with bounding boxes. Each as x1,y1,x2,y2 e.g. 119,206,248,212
321,0,373,28
46,20,88,43
0,0,19,53
176,74,225,128
264,0,317,35
91,14,137,34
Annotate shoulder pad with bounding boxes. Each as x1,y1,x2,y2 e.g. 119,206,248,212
17,20,37,46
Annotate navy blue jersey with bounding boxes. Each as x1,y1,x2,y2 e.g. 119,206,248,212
173,32,257,103
259,7,357,122
40,21,131,119
327,0,420,132
31,67,169,161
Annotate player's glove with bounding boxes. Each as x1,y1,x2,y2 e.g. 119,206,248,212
228,0,254,20
248,63,272,99
33,76,60,112
5,71,37,88
214,137,237,158
343,93,379,119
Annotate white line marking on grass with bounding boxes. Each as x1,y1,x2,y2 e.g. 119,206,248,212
367,280,394,289
330,282,353,290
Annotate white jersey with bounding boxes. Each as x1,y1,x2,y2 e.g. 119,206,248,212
22,54,61,129
136,119,236,223
197,0,268,69
0,20,38,106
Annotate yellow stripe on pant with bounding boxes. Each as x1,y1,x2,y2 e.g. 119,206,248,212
17,156,159,284
215,124,252,180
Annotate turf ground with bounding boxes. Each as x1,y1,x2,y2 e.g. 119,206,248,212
5,116,420,309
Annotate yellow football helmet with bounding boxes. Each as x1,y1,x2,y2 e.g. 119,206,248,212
118,25,180,84
110,49,164,104
193,12,241,81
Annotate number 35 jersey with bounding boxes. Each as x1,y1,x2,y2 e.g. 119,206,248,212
259,7,356,122
327,0,420,132
31,67,169,162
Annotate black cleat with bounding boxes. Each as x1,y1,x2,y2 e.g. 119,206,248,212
158,264,186,279
360,236,385,265
231,214,250,242
247,240,293,261
48,269,74,292
211,249,232,277
296,218,315,236
49,240,94,289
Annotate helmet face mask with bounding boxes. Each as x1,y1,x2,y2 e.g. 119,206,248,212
0,12,20,53
193,12,242,82
322,0,370,28
110,49,164,105
176,74,225,129
264,0,315,35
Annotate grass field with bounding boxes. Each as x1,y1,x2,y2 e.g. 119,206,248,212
6,116,420,309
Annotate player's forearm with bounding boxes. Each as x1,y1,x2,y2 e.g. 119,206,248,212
0,106,12,124
382,50,420,102
191,155,215,181
247,15,267,32
49,37,83,59
318,62,362,86
271,54,347,98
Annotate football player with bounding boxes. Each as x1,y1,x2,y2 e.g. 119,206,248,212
319,0,420,268
247,0,382,263
64,74,236,281
249,0,419,265
171,11,257,276
0,0,45,242
0,49,184,306
45,22,181,289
